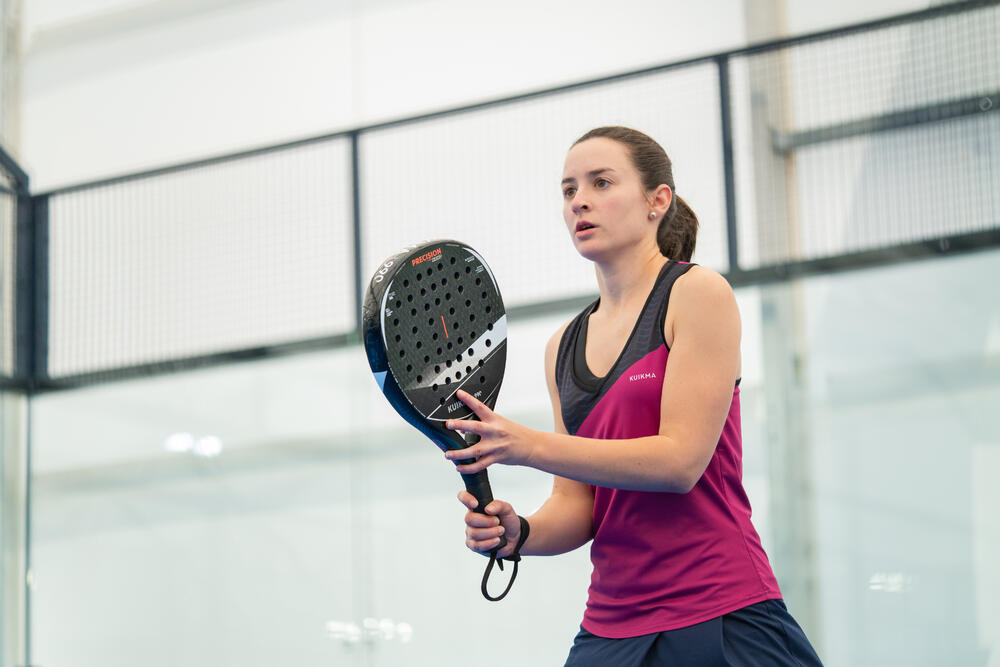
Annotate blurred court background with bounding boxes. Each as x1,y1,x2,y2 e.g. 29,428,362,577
0,0,998,665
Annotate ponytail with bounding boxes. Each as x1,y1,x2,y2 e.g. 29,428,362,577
656,194,698,262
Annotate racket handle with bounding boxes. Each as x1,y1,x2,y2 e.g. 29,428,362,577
461,469,494,511
461,469,508,550
458,431,507,550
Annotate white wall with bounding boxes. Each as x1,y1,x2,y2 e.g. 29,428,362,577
18,0,943,191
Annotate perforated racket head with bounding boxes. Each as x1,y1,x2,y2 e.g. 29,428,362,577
363,240,507,452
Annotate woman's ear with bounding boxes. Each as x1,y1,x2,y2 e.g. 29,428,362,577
648,184,672,219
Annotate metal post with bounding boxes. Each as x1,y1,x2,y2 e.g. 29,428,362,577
741,0,821,647
717,56,740,274
350,131,364,340
31,196,46,388
13,192,32,383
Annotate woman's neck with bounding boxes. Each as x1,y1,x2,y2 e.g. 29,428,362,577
594,245,668,313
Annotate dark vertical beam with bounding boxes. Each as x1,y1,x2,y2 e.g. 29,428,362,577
15,194,47,385
14,194,35,383
350,131,363,337
717,55,741,273
32,196,48,385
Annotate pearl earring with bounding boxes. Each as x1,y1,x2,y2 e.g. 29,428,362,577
649,212,656,219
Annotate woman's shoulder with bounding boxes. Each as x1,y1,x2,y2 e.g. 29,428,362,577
664,263,739,346
671,263,735,303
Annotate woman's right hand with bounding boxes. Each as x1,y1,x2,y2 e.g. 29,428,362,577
458,490,522,559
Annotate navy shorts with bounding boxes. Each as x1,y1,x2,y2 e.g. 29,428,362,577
563,599,823,667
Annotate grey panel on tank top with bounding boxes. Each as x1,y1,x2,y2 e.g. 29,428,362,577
555,261,696,435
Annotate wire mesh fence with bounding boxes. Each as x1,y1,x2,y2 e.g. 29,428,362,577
360,61,727,312
731,2,999,266
45,140,356,378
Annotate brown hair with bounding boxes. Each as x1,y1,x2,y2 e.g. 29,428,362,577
573,126,698,262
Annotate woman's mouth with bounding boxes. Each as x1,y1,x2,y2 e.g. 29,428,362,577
575,221,596,232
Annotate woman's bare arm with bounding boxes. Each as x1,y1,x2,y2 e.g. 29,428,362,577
447,267,741,494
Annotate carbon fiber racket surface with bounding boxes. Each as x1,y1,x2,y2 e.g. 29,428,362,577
363,239,507,452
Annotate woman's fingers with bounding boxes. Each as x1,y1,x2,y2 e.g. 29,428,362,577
465,509,505,553
457,490,478,510
483,500,511,518
464,510,500,528
467,536,505,553
486,501,520,557
454,457,490,474
468,525,505,542
456,389,492,420
445,418,487,435
467,523,516,556
445,445,485,467
459,496,519,555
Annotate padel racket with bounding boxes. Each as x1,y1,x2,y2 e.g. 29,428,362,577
362,239,519,601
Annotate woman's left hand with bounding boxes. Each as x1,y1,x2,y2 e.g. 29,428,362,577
444,389,537,473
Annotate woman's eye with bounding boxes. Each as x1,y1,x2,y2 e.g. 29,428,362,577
595,178,611,188
563,187,576,198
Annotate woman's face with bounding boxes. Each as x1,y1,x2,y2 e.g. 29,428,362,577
561,137,654,262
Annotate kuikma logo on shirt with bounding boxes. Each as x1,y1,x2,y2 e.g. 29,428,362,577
629,372,656,382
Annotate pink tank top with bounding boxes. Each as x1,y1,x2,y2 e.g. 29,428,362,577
555,260,781,638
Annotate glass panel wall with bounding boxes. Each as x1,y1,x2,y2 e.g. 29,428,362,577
801,249,1000,665
1,392,27,667
28,248,1000,666
30,351,362,667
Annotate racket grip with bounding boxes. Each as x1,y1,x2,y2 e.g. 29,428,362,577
461,469,508,550
461,469,494,512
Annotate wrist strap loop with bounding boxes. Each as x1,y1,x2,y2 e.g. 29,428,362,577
480,515,530,601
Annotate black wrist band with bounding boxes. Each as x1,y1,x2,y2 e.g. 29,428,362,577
503,515,530,563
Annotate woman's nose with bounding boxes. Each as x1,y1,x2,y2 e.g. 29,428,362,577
572,195,590,213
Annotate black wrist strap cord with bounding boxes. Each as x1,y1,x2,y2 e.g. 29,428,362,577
480,515,530,601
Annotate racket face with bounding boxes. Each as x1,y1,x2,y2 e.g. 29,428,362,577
363,240,507,451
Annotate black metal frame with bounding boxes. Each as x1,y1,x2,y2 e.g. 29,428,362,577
772,91,1000,153
0,146,29,192
14,196,47,386
0,0,997,393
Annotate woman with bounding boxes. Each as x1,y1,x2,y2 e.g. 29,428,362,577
443,126,822,666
